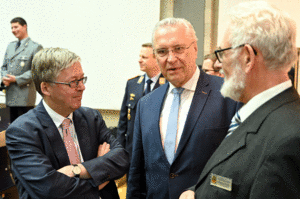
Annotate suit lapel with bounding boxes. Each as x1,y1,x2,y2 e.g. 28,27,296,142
136,75,145,98
73,109,91,161
197,87,300,183
153,83,170,157
174,72,211,160
153,73,166,90
35,101,70,166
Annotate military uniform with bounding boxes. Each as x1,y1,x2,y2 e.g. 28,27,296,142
117,74,166,160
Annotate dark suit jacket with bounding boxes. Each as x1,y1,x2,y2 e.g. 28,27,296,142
127,71,239,199
6,101,129,199
117,73,166,160
2,37,42,106
191,87,300,198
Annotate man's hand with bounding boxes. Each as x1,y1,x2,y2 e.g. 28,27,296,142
57,165,74,177
97,142,110,190
179,190,195,199
98,142,110,157
2,74,16,86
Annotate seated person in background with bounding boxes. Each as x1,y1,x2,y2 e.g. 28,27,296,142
6,47,129,199
202,53,223,77
180,1,300,198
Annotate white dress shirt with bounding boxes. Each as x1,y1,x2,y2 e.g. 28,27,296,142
43,100,84,162
160,66,200,150
239,80,292,123
144,73,161,91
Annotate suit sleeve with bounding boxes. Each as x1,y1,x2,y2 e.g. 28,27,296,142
81,109,130,186
15,44,43,87
127,101,147,199
6,122,97,198
116,81,129,148
249,135,300,198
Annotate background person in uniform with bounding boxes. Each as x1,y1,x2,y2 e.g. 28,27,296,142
126,18,239,199
117,43,166,161
180,1,300,198
1,17,43,122
6,48,129,198
202,53,223,77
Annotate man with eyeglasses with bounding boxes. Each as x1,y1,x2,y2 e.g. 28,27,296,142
202,53,224,77
6,47,129,199
180,2,300,199
127,18,239,199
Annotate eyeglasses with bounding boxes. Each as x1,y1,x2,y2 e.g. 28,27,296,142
49,76,87,88
154,41,196,57
203,69,221,74
214,44,257,63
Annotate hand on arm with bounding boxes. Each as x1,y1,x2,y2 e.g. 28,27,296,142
2,74,16,86
97,142,110,190
179,190,195,199
58,142,111,180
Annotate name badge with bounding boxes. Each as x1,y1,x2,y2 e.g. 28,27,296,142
210,173,232,191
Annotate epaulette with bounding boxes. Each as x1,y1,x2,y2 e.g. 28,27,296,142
128,75,140,81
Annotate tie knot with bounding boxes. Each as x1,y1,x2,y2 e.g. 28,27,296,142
61,118,72,129
173,87,184,95
146,79,153,84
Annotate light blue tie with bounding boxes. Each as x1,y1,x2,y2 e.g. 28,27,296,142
226,111,241,138
164,87,184,164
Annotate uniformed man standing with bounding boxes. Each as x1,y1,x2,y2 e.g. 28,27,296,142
1,17,43,123
117,43,166,161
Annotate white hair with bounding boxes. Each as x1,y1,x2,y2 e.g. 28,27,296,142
152,18,198,45
228,1,297,70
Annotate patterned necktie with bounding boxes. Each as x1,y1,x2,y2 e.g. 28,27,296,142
164,87,184,164
15,41,21,51
144,79,153,95
61,119,80,164
226,111,241,138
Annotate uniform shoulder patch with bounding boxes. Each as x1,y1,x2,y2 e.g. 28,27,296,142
128,75,140,81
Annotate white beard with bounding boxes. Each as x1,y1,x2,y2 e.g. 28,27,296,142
220,62,246,102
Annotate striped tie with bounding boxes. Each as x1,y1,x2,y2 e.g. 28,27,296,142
226,111,241,138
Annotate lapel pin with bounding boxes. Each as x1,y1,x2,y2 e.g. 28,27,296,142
202,91,207,95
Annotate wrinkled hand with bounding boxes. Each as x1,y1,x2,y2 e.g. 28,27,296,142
57,165,74,177
2,74,16,86
98,142,110,157
179,190,195,199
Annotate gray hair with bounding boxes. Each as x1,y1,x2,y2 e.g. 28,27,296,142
228,1,297,70
32,47,81,96
152,18,198,45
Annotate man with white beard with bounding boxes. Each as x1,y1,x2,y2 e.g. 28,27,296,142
180,1,300,198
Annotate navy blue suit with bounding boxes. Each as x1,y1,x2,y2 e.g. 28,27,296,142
127,71,239,199
6,101,129,199
117,74,166,160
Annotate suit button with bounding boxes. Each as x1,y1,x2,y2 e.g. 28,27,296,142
125,134,127,137
169,173,177,179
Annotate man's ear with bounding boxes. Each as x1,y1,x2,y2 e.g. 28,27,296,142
41,82,51,96
244,44,256,73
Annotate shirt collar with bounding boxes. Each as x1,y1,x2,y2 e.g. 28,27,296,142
168,65,200,94
239,80,292,122
145,73,161,85
42,100,73,128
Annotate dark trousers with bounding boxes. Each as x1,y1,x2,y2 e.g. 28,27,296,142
8,106,34,123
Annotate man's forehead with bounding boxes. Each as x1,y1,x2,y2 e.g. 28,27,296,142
154,25,189,46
